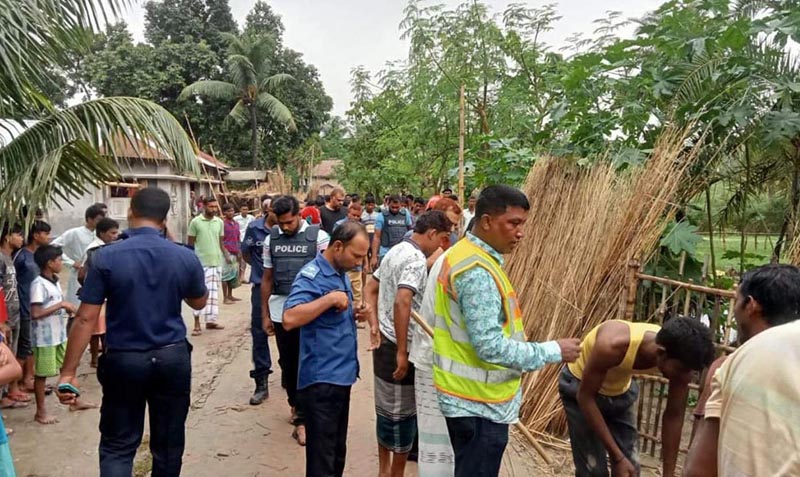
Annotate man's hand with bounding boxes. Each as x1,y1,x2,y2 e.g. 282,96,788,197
73,262,82,270
327,291,350,312
368,327,381,351
611,457,636,477
56,375,80,405
370,257,378,273
262,318,275,336
393,351,409,381
61,301,78,315
354,303,373,322
556,338,581,363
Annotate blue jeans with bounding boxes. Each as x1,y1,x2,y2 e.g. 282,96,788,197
97,341,192,477
250,284,272,379
445,416,509,477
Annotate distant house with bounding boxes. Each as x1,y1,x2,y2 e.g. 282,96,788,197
310,159,343,195
0,120,228,242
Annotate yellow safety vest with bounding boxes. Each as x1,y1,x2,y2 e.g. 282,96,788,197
432,238,525,403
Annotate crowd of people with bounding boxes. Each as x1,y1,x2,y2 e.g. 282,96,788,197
0,182,794,477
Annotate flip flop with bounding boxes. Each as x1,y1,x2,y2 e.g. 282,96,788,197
7,392,31,403
0,400,28,409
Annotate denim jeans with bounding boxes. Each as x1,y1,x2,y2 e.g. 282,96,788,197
558,367,640,477
445,416,509,477
250,284,273,379
97,341,192,477
298,383,351,477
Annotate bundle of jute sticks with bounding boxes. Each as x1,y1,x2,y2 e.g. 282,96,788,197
505,127,701,436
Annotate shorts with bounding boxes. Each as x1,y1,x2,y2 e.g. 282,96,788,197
33,342,67,378
15,315,31,359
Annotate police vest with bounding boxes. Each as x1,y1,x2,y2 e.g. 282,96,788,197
432,239,526,403
269,225,319,295
380,210,408,249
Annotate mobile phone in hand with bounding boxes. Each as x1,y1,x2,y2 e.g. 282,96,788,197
57,383,81,397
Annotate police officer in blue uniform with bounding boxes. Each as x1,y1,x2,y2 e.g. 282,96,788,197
241,195,274,405
283,221,375,477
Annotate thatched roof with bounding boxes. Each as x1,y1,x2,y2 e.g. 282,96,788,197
313,159,341,179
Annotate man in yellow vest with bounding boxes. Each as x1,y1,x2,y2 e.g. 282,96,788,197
559,318,713,477
431,185,581,477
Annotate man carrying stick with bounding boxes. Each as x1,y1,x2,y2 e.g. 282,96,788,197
431,185,581,477
559,317,714,477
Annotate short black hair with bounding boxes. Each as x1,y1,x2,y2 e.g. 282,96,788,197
329,220,367,246
34,245,62,270
222,203,235,212
414,197,426,206
315,196,325,207
131,187,171,222
351,193,360,202
406,194,415,201
475,185,530,218
365,194,376,205
413,210,452,234
442,187,453,194
202,196,218,206
85,203,106,221
96,217,119,235
656,317,714,371
739,264,800,326
272,195,300,217
0,223,22,244
260,194,271,203
388,194,401,204
26,220,51,244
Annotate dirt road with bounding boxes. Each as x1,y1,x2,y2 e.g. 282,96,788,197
7,294,570,476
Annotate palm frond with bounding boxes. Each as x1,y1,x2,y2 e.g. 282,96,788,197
179,80,238,102
260,73,295,92
256,93,297,132
227,54,257,93
226,100,249,125
0,97,197,222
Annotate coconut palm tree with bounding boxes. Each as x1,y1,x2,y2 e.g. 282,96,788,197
0,0,197,220
180,33,297,169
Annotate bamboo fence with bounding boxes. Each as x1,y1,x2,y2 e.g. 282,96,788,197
505,128,702,436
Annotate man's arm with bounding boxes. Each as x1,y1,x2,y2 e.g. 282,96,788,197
260,268,275,332
53,231,79,268
30,302,70,320
187,236,196,247
363,276,381,350
283,292,346,331
183,256,209,310
455,268,563,371
241,225,254,264
60,303,102,379
662,377,690,477
576,340,635,475
219,233,231,263
392,287,414,380
683,418,719,477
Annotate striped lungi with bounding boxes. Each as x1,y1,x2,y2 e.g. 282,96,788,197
373,333,417,453
193,266,220,322
415,366,454,476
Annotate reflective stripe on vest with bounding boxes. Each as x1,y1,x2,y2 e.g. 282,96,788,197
432,239,526,404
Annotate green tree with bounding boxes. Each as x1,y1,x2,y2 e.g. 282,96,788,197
0,0,196,219
180,33,297,168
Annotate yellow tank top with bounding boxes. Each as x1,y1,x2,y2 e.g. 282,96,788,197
567,320,661,396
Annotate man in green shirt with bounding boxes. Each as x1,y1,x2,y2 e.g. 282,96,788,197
188,197,231,335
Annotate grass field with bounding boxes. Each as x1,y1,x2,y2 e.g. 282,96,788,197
694,233,779,271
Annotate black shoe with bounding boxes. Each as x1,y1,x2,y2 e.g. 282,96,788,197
249,377,269,405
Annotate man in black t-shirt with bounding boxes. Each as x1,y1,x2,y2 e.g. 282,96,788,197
319,187,347,235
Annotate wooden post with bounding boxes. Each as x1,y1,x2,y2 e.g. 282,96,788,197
623,260,641,321
458,84,466,205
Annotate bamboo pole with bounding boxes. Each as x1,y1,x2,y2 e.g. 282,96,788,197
409,310,553,465
458,84,466,205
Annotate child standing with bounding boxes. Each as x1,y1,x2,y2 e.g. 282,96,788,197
30,245,89,424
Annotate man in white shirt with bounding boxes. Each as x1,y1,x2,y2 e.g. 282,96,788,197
52,203,106,306
234,205,255,282
461,193,477,236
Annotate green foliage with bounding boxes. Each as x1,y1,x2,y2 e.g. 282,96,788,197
661,220,703,256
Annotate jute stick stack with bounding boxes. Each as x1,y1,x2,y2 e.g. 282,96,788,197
505,127,700,436
409,310,553,464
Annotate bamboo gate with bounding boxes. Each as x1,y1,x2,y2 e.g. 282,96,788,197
620,261,737,462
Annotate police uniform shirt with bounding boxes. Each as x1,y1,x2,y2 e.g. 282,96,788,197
284,254,359,390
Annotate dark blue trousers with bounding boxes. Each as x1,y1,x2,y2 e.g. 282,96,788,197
97,341,192,477
250,284,273,379
445,416,509,477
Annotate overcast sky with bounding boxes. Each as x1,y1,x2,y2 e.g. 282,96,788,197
120,0,664,116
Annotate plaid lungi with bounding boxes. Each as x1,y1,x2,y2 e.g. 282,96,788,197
193,266,220,322
373,333,417,453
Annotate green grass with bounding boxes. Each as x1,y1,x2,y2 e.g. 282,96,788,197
694,233,778,272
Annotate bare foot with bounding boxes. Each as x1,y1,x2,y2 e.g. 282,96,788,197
22,382,34,393
223,299,234,305
230,296,242,302
35,413,59,425
292,425,306,446
69,400,99,412
7,391,31,402
206,323,225,330
0,398,28,409
90,359,98,368
192,328,202,336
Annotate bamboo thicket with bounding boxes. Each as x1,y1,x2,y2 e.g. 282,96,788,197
506,128,701,435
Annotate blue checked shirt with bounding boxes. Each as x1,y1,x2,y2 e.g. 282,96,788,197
437,233,563,424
